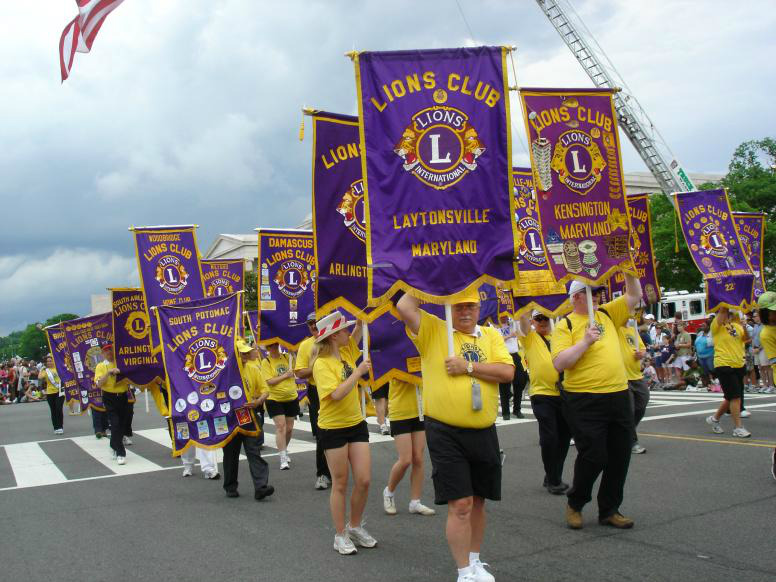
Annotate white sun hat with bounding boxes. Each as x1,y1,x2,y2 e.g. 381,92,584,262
314,311,356,343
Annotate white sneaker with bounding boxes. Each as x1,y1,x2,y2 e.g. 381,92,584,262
204,470,220,480
182,466,193,477
333,533,357,555
383,488,397,515
323,475,332,488
54,428,64,435
457,574,477,582
280,458,290,470
569,438,575,446
314,476,327,490
117,456,126,465
706,415,724,434
740,410,751,418
380,423,390,436
471,559,495,582
111,450,118,461
123,436,133,446
408,500,436,515
346,523,377,548
732,427,751,438
631,443,646,454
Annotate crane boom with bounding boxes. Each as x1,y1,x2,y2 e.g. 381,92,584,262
534,0,695,194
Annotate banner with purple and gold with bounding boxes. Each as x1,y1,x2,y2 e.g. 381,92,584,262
257,229,316,350
674,189,754,312
62,313,113,412
733,212,767,301
608,194,661,304
368,309,422,388
202,260,245,298
519,88,636,287
132,225,206,351
511,167,569,317
111,288,164,387
156,293,258,456
44,323,80,408
353,46,519,306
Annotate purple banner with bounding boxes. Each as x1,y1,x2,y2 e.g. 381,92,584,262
245,310,259,341
62,313,113,412
608,194,661,304
368,309,422,387
519,88,636,287
477,284,514,325
733,212,767,301
202,260,245,298
257,229,316,350
675,189,754,312
44,323,80,407
156,293,258,456
354,46,518,305
511,167,569,317
111,288,164,387
132,225,206,351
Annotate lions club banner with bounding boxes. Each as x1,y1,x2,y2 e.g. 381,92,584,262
257,229,316,350
511,167,569,317
44,323,80,407
353,46,518,305
609,194,661,305
156,293,258,455
311,110,387,321
733,212,767,301
132,225,206,350
674,189,754,312
519,88,636,287
368,309,422,388
201,260,245,297
111,288,164,387
62,313,114,412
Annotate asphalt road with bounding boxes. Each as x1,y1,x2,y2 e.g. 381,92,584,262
1,390,775,582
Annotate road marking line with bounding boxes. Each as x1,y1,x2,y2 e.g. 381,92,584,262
3,442,68,488
642,401,776,422
71,435,164,474
640,432,776,448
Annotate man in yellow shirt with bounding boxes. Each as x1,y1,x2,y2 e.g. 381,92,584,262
519,311,571,495
95,343,131,465
552,275,642,530
294,312,332,490
617,320,649,454
398,289,514,582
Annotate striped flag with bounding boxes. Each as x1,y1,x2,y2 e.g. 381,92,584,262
59,0,126,82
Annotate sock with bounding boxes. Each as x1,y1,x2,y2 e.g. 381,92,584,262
469,552,480,565
384,486,394,497
457,566,473,579
410,498,420,506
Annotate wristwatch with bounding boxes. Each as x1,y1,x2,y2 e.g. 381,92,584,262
466,361,474,375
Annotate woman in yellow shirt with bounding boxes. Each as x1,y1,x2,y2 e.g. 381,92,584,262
39,354,65,435
262,343,299,471
311,311,374,555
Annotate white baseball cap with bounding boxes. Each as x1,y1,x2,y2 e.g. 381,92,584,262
567,280,606,298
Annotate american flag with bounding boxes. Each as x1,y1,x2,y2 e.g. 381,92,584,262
59,0,126,82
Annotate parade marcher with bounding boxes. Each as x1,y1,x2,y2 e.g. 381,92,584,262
371,382,390,435
552,275,642,530
617,319,650,454
519,310,571,495
294,312,332,490
39,354,65,435
755,292,776,478
398,289,514,582
382,378,435,516
705,307,751,437
311,311,375,555
497,313,527,419
752,310,774,393
181,446,220,479
262,342,300,470
223,339,273,500
95,344,130,464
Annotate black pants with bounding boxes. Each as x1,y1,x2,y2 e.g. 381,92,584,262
307,386,331,478
628,379,650,444
222,432,269,494
530,395,572,486
499,353,528,416
124,400,134,437
46,394,65,430
103,392,129,456
562,390,634,518
92,409,109,434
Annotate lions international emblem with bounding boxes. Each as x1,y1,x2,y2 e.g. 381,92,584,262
516,216,546,267
273,260,313,299
394,106,485,190
550,130,606,195
699,222,728,258
125,311,150,341
336,180,366,241
184,337,227,384
206,278,235,297
155,255,189,295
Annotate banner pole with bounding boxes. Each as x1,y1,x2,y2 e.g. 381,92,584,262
145,388,150,414
445,304,455,357
360,321,368,418
586,286,595,328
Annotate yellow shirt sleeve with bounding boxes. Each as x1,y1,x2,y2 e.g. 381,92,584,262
761,326,776,361
601,295,630,327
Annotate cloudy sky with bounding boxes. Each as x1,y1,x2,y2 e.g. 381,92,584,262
1,0,774,335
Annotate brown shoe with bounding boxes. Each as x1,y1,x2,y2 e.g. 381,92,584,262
599,513,634,529
566,505,583,530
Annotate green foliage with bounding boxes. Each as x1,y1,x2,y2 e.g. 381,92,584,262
244,269,258,311
1,313,78,361
649,193,703,292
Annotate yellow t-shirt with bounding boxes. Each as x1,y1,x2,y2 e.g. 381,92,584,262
408,310,514,429
551,296,630,393
294,336,317,386
761,325,776,361
618,325,645,381
261,354,297,402
313,338,363,430
388,379,422,421
522,330,560,397
95,360,128,394
711,316,745,368
39,367,62,395
242,358,269,401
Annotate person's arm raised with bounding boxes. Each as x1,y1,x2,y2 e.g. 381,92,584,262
397,293,422,336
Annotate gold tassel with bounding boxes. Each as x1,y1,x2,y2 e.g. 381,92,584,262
298,113,305,142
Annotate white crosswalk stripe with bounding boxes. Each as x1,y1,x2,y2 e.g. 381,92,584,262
3,442,68,488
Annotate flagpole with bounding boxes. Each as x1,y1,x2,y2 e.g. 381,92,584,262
586,286,595,327
361,321,369,418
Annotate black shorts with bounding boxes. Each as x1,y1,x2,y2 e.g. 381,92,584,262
371,384,389,400
265,398,300,418
715,366,745,401
390,417,425,436
318,420,369,450
424,417,501,505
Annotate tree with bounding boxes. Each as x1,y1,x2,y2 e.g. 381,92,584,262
5,313,79,361
244,269,258,311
